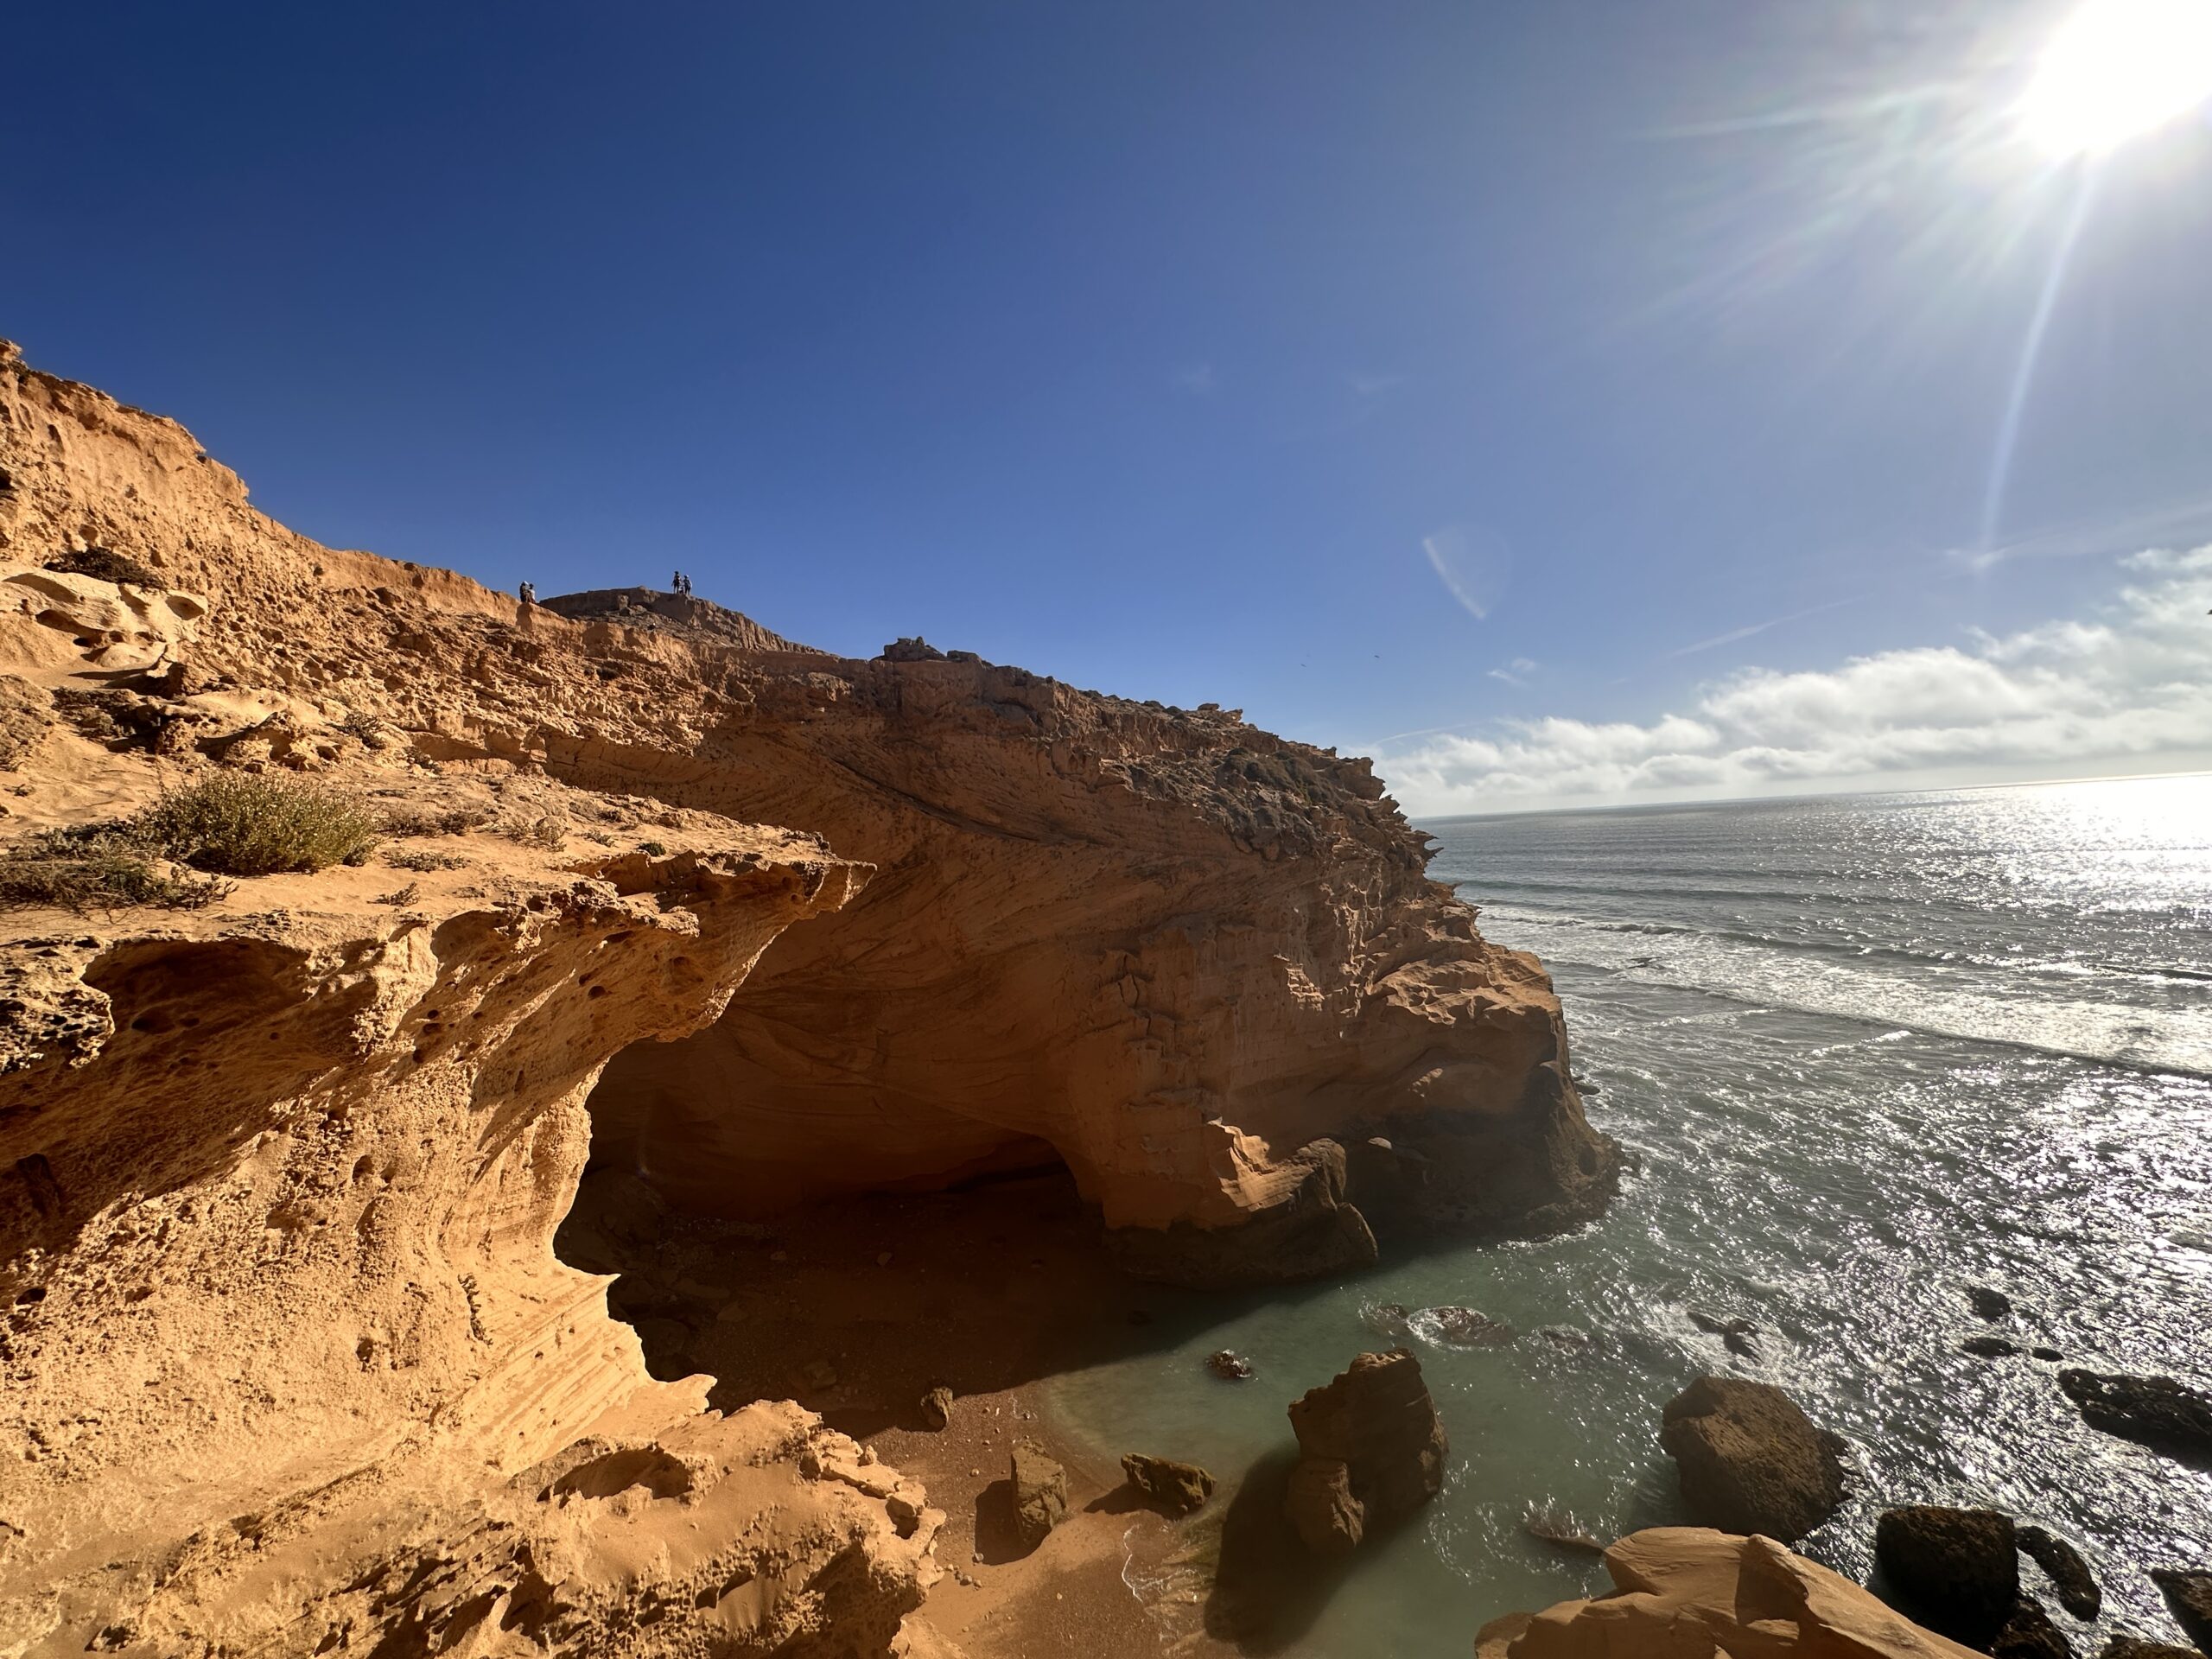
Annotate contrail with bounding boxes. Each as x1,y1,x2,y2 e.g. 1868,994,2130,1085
1980,166,2098,556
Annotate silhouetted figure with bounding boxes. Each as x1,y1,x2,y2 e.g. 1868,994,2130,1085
518,581,537,605
672,569,693,597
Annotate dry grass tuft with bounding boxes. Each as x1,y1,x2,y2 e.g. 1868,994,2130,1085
136,773,378,876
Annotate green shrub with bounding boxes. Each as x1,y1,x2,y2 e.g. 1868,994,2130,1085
0,826,229,912
136,773,379,876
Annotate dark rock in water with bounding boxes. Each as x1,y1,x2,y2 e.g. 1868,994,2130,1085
2018,1525,2101,1620
1690,1309,1758,1338
1010,1440,1068,1549
1206,1349,1255,1381
2058,1370,2212,1464
1284,1349,1447,1556
1429,1306,1515,1347
1967,1336,2023,1358
1993,1595,2075,1659
918,1383,954,1430
1970,1286,2015,1320
2032,1346,2064,1362
1537,1325,1592,1351
1725,1329,1760,1360
1659,1376,1847,1543
2152,1570,2212,1652
1874,1505,2020,1649
1121,1452,1214,1515
2098,1637,2202,1659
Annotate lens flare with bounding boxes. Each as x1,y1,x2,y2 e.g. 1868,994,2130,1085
2018,0,2212,156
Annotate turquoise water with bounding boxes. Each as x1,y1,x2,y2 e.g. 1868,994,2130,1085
1045,775,2212,1656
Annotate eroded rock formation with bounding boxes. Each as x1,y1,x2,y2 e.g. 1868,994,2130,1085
0,340,1611,1649
1283,1349,1447,1556
1478,1528,1986,1659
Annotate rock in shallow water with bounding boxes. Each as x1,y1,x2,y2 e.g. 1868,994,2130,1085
1658,1376,1847,1543
2151,1570,2212,1652
1970,1286,2016,1321
2018,1525,2101,1621
1993,1595,2075,1659
2098,1637,2202,1659
1283,1349,1446,1557
1873,1505,2019,1649
1120,1452,1213,1514
2058,1370,2212,1464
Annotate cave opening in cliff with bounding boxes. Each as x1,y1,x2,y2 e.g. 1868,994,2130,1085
554,1024,1137,1429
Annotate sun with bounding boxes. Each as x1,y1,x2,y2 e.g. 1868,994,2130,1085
2018,0,2212,156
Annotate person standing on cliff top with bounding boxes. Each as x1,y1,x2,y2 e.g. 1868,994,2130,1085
518,580,536,605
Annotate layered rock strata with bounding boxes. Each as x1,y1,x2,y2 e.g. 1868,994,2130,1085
0,339,1613,1271
0,341,1614,1649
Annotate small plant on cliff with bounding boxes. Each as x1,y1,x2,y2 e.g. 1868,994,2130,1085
0,825,230,912
136,773,379,876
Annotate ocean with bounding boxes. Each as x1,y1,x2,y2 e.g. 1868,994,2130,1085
1046,774,2212,1656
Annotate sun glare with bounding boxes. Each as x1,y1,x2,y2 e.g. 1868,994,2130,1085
2018,0,2212,156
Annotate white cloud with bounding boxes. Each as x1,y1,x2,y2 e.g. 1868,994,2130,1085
1487,657,1539,686
1379,547,2212,816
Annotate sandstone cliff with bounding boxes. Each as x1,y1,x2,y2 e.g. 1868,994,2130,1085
1478,1529,1986,1659
0,341,1613,1651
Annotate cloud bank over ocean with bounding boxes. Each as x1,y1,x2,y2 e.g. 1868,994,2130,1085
1381,547,2212,816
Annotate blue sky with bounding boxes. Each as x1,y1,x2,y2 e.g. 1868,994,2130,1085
7,2,2210,811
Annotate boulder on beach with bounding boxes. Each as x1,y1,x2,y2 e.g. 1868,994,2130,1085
2152,1570,2212,1652
2058,1370,2212,1464
2018,1525,2101,1621
1873,1505,2020,1649
1121,1452,1214,1515
1283,1349,1446,1557
1658,1376,1847,1542
918,1383,954,1430
1009,1441,1067,1549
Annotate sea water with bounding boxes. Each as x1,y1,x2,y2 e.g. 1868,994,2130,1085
1045,774,2212,1656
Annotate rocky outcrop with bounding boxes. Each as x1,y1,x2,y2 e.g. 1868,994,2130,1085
1479,1528,1986,1659
2019,1526,2101,1621
0,342,1614,1650
2058,1371,2212,1465
1283,1349,1446,1556
0,347,1615,1287
1658,1376,1848,1542
1874,1506,2021,1649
